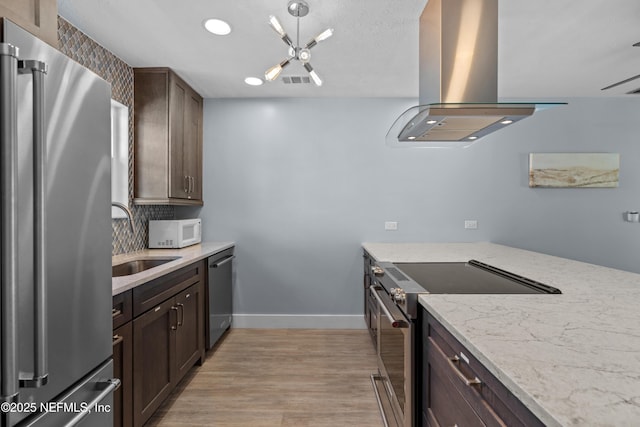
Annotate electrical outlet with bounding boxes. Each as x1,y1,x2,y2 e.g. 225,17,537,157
464,220,478,229
385,221,398,231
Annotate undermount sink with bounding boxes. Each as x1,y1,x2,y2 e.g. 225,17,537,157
112,257,181,277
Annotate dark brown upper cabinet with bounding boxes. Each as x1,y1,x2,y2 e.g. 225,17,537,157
133,68,203,205
0,0,58,47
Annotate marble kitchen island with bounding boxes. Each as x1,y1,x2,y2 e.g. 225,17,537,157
363,242,640,427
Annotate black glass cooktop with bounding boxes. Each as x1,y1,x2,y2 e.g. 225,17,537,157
392,260,562,294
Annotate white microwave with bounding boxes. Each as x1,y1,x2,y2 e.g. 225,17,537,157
148,219,201,248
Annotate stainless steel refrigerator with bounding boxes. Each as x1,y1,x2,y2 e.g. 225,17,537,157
1,19,117,426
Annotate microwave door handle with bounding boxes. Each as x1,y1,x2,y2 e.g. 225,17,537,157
0,43,20,402
18,59,49,388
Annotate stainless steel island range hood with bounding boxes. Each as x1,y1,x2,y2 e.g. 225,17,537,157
387,0,564,148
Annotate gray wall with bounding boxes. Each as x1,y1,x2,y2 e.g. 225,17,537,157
191,97,640,321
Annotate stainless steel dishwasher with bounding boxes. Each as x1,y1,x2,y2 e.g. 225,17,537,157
206,247,235,349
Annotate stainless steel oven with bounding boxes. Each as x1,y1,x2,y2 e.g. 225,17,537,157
371,284,413,427
370,264,425,427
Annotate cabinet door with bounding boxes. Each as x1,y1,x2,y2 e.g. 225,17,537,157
133,298,177,427
174,282,205,382
133,67,203,205
168,75,187,200
183,89,202,200
113,322,133,427
0,0,58,47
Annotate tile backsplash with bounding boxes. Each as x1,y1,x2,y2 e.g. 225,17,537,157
57,17,174,255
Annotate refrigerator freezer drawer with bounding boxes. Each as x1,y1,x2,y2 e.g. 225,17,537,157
20,359,118,427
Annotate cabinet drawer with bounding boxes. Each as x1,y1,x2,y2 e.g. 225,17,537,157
423,312,544,427
113,290,133,329
133,261,204,317
425,340,487,426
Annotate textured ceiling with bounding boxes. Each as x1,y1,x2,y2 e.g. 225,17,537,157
57,0,640,99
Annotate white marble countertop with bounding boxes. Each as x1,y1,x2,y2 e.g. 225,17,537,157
112,241,235,296
362,242,640,427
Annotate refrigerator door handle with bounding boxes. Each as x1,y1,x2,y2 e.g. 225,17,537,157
0,42,20,403
17,59,49,389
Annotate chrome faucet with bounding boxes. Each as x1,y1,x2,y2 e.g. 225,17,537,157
111,202,134,233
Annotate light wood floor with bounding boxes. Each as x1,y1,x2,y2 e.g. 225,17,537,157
146,329,384,427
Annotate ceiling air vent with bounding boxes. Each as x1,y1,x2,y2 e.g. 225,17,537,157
282,76,311,84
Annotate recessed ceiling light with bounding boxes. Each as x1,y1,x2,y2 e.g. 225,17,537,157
500,119,513,125
244,77,263,86
204,18,231,36
426,120,437,125
468,136,478,140
408,136,417,140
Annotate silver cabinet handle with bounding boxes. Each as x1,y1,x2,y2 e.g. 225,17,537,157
63,378,121,427
176,303,184,327
18,59,49,389
0,42,20,402
112,334,124,346
170,306,179,330
210,255,235,268
448,354,482,387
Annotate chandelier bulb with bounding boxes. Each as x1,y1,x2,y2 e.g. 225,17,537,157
265,59,291,81
309,70,322,86
268,15,286,37
315,28,334,42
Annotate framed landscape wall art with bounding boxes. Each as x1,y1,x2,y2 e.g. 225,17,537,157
529,153,620,188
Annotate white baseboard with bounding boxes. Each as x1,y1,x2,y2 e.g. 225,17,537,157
232,314,367,329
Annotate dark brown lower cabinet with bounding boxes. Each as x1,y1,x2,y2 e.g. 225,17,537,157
131,260,205,427
114,260,206,427
174,284,205,381
420,308,544,427
133,297,176,427
113,322,133,427
362,251,376,347
113,290,133,427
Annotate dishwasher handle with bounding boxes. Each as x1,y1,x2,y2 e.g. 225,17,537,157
210,255,235,268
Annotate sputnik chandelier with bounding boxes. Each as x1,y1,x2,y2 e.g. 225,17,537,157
264,0,334,86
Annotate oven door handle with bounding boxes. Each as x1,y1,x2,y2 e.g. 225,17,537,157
372,287,408,328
